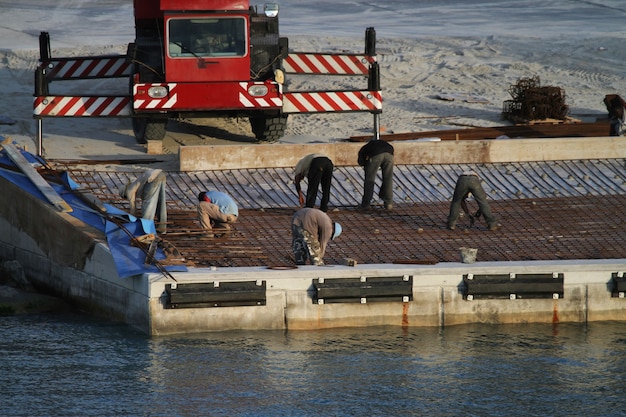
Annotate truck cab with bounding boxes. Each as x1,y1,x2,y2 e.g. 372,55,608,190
131,0,286,142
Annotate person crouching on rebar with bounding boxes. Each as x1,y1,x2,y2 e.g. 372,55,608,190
197,191,238,237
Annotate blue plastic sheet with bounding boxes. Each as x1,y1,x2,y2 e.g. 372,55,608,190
0,141,187,278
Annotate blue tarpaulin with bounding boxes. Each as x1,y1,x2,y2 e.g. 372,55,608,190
0,140,187,278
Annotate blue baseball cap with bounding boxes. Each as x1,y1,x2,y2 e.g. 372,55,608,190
332,222,342,240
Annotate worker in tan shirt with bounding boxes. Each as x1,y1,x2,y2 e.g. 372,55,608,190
291,207,342,266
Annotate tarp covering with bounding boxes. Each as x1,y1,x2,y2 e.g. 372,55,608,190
0,140,187,278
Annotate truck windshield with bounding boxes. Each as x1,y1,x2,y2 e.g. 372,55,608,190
168,17,246,58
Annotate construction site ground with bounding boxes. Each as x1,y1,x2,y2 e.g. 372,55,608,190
62,159,626,268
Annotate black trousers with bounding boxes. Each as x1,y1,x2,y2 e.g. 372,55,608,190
446,175,496,227
307,157,334,212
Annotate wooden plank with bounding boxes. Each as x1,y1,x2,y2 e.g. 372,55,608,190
2,142,72,212
436,93,490,104
349,121,609,142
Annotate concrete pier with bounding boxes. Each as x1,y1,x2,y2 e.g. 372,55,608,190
0,136,624,335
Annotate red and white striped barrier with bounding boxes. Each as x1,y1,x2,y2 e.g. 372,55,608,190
33,96,131,117
283,53,375,75
41,56,131,80
283,91,382,114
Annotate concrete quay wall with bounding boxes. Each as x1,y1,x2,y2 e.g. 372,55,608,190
2,180,624,336
1,172,625,336
0,177,150,331
148,260,626,336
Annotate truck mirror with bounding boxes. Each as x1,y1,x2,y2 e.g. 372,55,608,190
264,3,279,17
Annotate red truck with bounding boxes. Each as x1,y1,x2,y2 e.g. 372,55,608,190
34,0,381,151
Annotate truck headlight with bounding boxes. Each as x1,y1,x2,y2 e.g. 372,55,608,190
148,86,168,98
248,85,269,97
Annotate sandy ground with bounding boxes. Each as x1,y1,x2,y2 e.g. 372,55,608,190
0,32,624,165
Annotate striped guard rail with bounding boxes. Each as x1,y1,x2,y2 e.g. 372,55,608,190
283,53,376,75
283,90,382,114
39,56,131,81
39,53,374,80
33,96,132,117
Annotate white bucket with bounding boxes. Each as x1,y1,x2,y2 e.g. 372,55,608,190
459,247,478,264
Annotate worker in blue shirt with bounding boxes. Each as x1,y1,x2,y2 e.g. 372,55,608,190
197,190,238,236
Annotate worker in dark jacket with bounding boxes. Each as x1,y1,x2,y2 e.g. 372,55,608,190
291,208,342,266
604,94,626,136
358,139,394,210
446,171,498,231
294,153,334,212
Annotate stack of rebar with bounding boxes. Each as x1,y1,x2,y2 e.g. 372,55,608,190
502,76,569,122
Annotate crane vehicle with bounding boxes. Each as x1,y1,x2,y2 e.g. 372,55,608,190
33,0,381,153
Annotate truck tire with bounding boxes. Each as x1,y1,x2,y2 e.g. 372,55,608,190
250,115,288,143
132,118,167,144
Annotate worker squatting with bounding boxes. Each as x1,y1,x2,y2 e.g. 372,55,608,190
119,139,499,266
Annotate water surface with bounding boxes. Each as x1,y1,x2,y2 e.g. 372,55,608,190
2,314,625,416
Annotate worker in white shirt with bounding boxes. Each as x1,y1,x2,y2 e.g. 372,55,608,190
119,169,168,234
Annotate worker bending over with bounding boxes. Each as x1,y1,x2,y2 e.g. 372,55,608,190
119,168,168,234
446,171,498,231
294,153,334,212
291,208,342,266
358,139,395,210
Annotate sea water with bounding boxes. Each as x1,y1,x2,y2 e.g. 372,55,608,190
1,313,625,416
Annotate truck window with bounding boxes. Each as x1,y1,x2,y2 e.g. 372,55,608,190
168,17,246,58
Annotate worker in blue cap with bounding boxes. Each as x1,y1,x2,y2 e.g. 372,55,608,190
291,207,342,266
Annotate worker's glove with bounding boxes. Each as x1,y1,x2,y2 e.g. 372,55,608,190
298,191,305,206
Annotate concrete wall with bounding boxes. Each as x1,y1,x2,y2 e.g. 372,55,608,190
147,260,626,336
0,177,151,333
178,136,626,171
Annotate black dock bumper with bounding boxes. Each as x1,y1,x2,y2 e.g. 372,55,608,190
166,281,266,308
312,276,413,304
463,273,564,300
